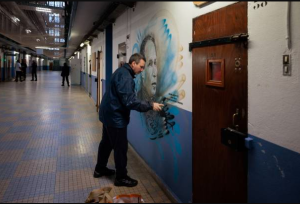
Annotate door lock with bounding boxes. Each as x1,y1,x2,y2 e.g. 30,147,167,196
233,108,239,130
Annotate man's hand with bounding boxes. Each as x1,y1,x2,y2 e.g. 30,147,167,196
153,103,164,111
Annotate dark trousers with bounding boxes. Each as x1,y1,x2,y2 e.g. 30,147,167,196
15,71,22,82
62,76,69,85
95,125,128,178
32,69,37,80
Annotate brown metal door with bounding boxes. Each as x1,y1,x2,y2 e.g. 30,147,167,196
192,2,248,203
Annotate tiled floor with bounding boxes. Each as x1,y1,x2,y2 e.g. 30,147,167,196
0,71,171,203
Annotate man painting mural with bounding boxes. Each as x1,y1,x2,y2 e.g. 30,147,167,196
94,53,164,187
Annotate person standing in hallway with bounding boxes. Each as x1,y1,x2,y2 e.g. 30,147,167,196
94,53,164,187
15,60,22,82
61,62,70,86
31,60,37,81
21,59,27,81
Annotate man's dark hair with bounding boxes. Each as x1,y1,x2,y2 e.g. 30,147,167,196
129,53,146,65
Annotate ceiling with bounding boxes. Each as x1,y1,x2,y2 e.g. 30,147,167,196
66,1,111,58
0,1,135,60
0,1,66,59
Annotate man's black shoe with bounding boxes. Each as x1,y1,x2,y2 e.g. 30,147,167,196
93,168,115,178
114,176,138,187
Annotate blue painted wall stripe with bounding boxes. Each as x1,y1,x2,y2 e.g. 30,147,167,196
248,135,300,203
80,71,98,105
92,75,97,104
101,79,106,97
128,107,192,203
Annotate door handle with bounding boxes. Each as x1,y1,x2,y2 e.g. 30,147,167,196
233,108,239,130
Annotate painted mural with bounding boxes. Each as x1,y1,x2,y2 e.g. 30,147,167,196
132,10,186,181
132,10,185,140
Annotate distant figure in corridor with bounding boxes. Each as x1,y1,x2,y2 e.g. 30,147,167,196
15,60,22,82
21,59,27,81
31,60,37,81
61,63,70,86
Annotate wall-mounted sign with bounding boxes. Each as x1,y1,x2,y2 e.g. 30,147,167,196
194,1,214,8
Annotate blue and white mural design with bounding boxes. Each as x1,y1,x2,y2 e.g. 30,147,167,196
132,10,186,141
131,10,188,183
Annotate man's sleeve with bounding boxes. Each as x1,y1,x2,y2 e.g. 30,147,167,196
115,76,153,112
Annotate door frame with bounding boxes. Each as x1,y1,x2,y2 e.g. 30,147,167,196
96,50,103,112
89,56,92,97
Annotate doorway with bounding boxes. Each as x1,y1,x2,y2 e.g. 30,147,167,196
84,56,88,92
89,56,92,97
50,62,53,71
192,2,248,203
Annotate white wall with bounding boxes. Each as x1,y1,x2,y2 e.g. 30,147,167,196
113,2,237,113
112,2,300,152
80,30,106,83
248,2,300,153
90,32,105,77
81,46,87,73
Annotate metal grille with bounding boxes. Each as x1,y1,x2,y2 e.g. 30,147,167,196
23,10,45,34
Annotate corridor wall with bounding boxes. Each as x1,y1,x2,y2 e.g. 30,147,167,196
248,2,300,203
112,1,300,203
80,32,106,105
81,46,87,90
91,32,105,104
112,2,238,203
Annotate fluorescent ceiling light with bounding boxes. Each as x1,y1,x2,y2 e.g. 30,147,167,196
35,47,60,51
36,7,52,13
25,29,31,34
49,48,60,50
36,46,50,49
80,43,84,47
